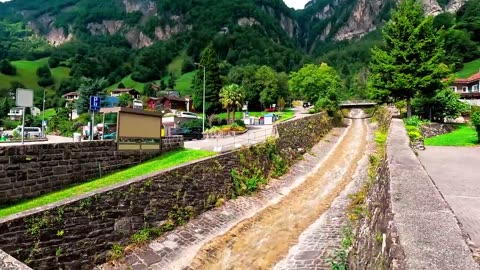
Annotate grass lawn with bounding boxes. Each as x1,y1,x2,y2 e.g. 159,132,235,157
34,108,57,121
425,124,478,147
456,59,480,79
0,149,216,218
175,71,196,96
107,71,195,96
167,51,188,76
0,58,70,90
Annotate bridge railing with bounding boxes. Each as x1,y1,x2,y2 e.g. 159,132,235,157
341,100,375,104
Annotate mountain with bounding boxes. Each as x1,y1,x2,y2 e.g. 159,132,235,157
0,0,475,90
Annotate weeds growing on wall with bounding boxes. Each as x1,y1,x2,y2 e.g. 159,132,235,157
330,106,391,270
231,137,291,196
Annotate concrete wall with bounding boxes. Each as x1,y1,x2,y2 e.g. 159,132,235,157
0,113,333,270
0,138,183,205
349,119,479,270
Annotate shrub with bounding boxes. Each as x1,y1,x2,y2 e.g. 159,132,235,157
471,111,480,142
404,115,423,127
407,130,423,141
0,59,16,75
234,119,246,128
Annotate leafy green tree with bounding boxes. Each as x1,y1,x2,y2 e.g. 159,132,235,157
0,59,16,75
36,65,54,87
227,65,261,110
369,0,450,117
289,63,343,114
117,93,133,107
254,66,282,108
168,73,177,90
76,77,108,114
413,89,467,121
143,83,156,97
192,43,223,114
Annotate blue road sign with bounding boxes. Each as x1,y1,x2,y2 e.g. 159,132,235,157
90,96,101,112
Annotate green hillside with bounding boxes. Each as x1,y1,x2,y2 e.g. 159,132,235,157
456,59,480,78
0,58,70,90
107,71,196,96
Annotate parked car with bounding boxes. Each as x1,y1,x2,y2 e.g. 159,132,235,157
171,127,203,140
3,126,41,138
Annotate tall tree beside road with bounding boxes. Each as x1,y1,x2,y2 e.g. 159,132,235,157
193,43,223,115
368,0,450,117
76,77,108,114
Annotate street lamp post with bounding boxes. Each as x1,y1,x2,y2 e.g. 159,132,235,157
195,63,206,133
42,89,46,138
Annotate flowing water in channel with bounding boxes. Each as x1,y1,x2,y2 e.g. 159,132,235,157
187,117,368,270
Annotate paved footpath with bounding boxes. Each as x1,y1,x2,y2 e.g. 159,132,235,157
418,146,480,249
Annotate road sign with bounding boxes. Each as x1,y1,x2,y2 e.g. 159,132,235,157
90,96,101,112
42,120,48,127
15,88,34,107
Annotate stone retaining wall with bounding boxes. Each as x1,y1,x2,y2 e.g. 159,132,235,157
420,123,456,138
0,113,333,270
0,137,183,206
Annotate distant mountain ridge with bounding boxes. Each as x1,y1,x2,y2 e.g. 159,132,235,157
0,0,468,52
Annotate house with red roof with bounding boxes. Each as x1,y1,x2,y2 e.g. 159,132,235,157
146,96,193,112
450,72,480,99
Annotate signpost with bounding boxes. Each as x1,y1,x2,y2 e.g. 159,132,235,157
15,89,34,145
89,96,101,141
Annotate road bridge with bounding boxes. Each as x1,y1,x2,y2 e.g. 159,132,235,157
340,100,377,108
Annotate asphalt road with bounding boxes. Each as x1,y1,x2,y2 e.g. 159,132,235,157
418,146,480,246
0,135,73,146
184,107,311,152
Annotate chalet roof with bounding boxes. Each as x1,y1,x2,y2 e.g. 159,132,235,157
111,88,141,94
455,72,480,84
62,92,79,97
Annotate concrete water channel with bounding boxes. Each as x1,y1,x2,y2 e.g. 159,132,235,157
103,110,371,270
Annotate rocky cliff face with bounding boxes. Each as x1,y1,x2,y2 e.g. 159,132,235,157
334,0,384,40
303,0,466,46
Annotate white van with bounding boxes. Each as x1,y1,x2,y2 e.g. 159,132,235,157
3,126,42,138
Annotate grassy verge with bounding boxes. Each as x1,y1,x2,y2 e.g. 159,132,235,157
0,58,70,90
0,149,216,218
457,58,480,79
424,124,477,146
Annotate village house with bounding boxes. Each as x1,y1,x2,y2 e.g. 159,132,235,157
450,71,480,99
147,96,193,112
62,92,80,102
110,89,141,99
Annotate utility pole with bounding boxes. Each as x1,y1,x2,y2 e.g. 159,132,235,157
195,63,206,133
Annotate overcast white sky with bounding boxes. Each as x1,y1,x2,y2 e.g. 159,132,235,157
283,0,310,10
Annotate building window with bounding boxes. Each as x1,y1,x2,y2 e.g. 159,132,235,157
463,86,468,93
450,86,457,92
473,85,479,92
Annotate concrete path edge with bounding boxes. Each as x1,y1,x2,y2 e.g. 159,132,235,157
388,119,479,269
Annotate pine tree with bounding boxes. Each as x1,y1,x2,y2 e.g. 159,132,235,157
76,77,108,114
369,0,450,117
192,43,223,115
